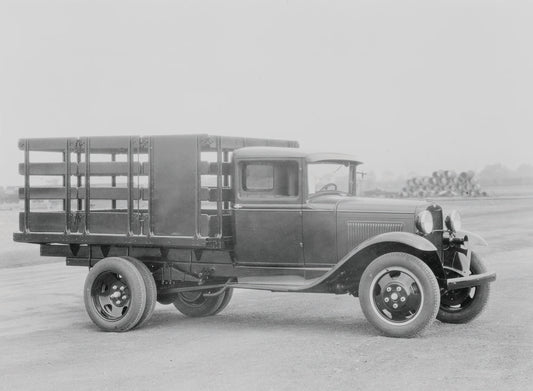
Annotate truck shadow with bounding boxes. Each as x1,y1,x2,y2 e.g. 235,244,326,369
146,309,377,337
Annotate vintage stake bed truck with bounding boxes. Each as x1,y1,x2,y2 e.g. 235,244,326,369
14,134,496,337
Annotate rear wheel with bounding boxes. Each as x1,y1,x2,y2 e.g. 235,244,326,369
122,257,157,329
358,252,440,338
84,257,147,332
157,293,180,305
437,252,490,324
173,289,225,317
211,288,234,315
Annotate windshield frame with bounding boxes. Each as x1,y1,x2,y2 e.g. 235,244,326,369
305,160,358,198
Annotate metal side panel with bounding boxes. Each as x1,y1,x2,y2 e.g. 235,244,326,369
20,212,66,233
151,135,199,236
87,212,130,234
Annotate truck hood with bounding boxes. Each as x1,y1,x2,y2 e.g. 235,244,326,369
337,196,430,214
307,194,430,215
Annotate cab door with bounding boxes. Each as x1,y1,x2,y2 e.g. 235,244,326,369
233,159,303,266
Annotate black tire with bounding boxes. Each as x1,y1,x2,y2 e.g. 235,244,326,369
157,293,180,305
173,289,225,317
84,257,147,332
122,257,157,329
211,288,234,316
358,252,440,338
437,252,490,324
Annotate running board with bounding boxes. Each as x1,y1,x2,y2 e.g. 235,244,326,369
228,281,320,293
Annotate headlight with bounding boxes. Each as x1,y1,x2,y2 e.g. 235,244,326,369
445,210,462,232
415,210,434,234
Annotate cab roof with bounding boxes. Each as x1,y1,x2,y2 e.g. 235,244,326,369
233,147,362,165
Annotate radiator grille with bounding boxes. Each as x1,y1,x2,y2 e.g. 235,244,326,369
425,205,444,260
347,221,404,246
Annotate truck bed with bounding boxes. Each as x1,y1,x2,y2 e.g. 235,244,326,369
14,134,298,250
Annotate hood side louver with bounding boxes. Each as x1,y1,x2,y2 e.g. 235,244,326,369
347,221,404,247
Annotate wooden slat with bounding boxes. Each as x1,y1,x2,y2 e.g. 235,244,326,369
206,214,233,237
141,188,149,200
205,136,299,151
77,162,143,176
20,212,66,233
142,162,150,175
87,136,148,153
19,186,143,200
199,162,232,176
77,187,141,200
199,187,233,202
88,136,131,152
19,163,78,175
87,212,139,234
18,138,77,152
199,214,210,236
19,187,77,199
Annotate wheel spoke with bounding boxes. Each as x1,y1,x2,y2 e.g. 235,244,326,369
98,293,113,307
91,270,131,321
109,304,126,318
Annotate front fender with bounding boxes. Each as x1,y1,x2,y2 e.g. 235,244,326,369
291,231,445,294
342,231,439,259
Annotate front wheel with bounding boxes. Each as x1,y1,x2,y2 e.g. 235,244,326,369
358,252,440,338
437,252,490,324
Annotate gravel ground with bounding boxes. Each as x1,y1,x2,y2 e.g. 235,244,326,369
0,198,532,391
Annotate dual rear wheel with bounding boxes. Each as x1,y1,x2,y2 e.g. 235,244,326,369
172,288,234,317
84,257,153,332
84,257,233,332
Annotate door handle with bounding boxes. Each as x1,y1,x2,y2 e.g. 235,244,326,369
233,204,243,209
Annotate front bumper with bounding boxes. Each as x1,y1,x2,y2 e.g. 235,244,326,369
446,271,497,290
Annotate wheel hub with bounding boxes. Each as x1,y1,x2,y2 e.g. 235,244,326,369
92,272,132,320
382,284,409,311
109,283,129,307
371,268,423,323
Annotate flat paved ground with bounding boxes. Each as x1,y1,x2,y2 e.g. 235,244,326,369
0,198,532,391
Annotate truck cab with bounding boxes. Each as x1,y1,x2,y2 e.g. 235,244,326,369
232,147,359,270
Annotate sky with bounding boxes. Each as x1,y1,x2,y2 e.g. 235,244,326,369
0,0,532,186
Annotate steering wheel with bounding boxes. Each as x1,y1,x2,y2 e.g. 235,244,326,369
319,183,338,192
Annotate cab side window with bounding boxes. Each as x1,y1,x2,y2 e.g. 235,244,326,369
241,161,299,198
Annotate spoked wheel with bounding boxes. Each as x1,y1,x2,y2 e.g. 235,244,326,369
84,257,146,332
359,253,440,338
173,289,227,317
437,252,490,324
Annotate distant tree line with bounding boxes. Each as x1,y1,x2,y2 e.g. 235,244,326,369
477,164,533,186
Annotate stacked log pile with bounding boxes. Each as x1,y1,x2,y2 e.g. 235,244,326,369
399,170,487,198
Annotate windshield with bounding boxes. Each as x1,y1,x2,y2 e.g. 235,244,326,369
307,162,353,196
